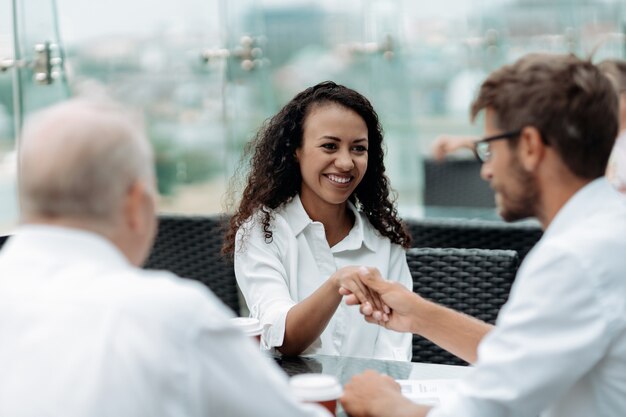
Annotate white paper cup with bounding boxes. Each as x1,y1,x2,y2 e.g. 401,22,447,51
290,374,343,415
229,317,263,344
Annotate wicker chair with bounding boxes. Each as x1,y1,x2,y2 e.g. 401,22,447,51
405,217,542,261
407,247,519,365
143,214,240,315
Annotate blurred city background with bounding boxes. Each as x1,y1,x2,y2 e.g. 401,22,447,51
1,0,625,233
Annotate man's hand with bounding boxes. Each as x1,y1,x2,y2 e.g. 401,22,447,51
340,267,492,363
331,266,390,322
341,370,428,417
339,267,423,334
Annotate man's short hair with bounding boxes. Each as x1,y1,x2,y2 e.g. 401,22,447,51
471,53,618,179
19,99,154,224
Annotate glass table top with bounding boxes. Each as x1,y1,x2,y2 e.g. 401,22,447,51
274,354,471,416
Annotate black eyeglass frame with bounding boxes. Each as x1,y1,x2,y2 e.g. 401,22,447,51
473,129,522,163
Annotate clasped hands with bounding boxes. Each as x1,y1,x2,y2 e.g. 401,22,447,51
332,266,390,322
332,266,427,417
332,265,418,334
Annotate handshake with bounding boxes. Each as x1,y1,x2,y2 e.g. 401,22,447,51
333,265,489,366
333,266,423,335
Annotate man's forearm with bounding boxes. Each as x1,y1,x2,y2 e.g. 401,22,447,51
411,299,493,364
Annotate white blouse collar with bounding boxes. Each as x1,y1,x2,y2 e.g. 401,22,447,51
281,195,379,252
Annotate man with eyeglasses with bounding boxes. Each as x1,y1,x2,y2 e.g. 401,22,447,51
432,57,626,197
339,53,626,417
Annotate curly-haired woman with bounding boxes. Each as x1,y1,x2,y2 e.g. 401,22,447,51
223,81,413,360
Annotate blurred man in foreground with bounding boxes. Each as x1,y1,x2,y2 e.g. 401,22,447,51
340,54,626,417
0,99,330,417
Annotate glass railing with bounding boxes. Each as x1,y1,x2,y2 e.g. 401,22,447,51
1,0,624,233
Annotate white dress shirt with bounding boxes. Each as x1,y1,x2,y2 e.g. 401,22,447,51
235,195,413,361
0,225,330,417
608,131,626,191
429,178,626,417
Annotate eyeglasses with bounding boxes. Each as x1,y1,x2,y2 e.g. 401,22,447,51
473,130,521,163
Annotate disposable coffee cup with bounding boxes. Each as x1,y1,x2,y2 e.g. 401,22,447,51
229,317,263,344
290,374,343,415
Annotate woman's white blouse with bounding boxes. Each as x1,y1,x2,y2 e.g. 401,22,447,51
235,195,413,361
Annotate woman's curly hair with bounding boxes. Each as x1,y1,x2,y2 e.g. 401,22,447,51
223,81,411,255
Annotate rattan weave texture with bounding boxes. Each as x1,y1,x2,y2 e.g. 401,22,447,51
143,215,240,315
407,247,519,365
406,218,542,260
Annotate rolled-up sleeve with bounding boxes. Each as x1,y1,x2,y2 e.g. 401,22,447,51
428,245,614,417
234,219,297,350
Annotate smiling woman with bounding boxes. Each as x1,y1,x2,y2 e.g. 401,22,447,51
296,103,369,245
223,81,413,360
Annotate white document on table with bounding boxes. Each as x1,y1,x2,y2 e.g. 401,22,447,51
396,379,459,406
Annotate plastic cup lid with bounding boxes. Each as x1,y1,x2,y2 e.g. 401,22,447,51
289,374,343,402
229,317,263,336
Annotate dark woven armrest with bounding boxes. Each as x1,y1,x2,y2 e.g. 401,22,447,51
405,217,542,260
407,247,519,365
143,214,239,315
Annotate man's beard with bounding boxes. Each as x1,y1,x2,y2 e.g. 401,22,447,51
495,156,539,222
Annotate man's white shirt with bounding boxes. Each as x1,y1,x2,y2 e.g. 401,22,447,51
0,225,330,417
430,178,626,417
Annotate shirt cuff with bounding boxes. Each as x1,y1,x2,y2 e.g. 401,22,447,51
253,301,295,351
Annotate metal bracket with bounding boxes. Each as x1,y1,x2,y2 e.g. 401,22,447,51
33,41,63,84
201,35,267,71
0,41,63,84
0,57,25,72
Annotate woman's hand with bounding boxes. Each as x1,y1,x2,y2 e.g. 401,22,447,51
332,266,390,322
339,266,424,334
